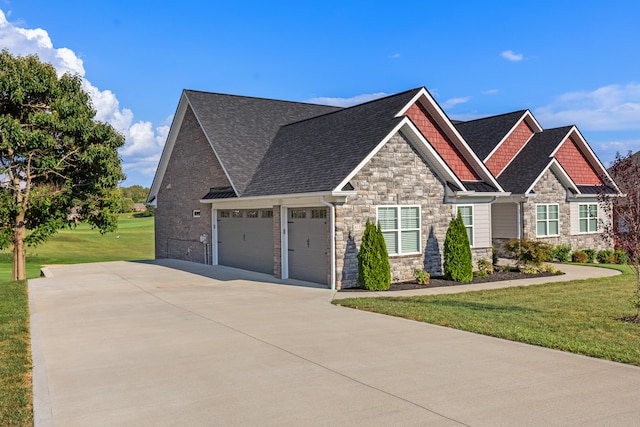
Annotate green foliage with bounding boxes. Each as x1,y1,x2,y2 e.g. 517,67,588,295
136,204,155,217
552,244,572,263
615,249,628,265
477,258,494,275
414,269,430,285
0,50,125,279
597,249,615,264
572,250,588,263
357,220,391,291
443,211,473,282
119,185,150,203
504,238,552,268
491,244,498,265
584,248,597,263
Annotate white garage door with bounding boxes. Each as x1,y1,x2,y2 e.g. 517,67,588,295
287,207,328,284
218,209,274,275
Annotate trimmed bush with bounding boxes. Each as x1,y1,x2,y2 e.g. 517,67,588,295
477,258,494,275
571,250,588,263
552,244,572,263
597,249,614,264
357,219,391,290
504,238,552,268
443,211,473,282
614,249,628,264
491,244,498,265
414,269,430,285
583,248,596,263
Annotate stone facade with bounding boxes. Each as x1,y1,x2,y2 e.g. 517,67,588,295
335,132,454,288
522,169,611,251
155,106,230,263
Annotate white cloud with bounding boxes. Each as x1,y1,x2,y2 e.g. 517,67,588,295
501,50,524,62
389,53,400,59
442,97,471,109
0,9,167,185
483,89,499,95
307,92,388,107
534,83,640,131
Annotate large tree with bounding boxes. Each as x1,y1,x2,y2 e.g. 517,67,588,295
0,50,125,280
601,151,640,322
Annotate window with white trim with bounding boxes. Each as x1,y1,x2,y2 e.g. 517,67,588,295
579,204,598,233
457,205,473,246
377,206,421,255
536,204,559,236
192,209,201,218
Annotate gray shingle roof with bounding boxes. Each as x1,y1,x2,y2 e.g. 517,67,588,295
242,88,422,196
498,126,572,194
185,90,341,195
455,111,527,159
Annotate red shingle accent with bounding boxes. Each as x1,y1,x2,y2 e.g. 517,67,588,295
488,120,534,176
555,137,603,185
405,103,480,180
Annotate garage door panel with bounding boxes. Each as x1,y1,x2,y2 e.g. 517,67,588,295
218,210,273,275
287,208,328,284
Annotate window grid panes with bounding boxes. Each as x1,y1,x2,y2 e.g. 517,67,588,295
377,206,420,255
579,204,598,233
311,209,327,219
536,204,559,236
457,206,473,246
261,210,273,219
290,209,306,219
246,210,259,218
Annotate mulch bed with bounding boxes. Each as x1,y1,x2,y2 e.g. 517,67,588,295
339,268,562,292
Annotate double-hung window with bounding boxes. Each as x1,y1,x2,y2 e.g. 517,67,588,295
536,204,559,236
377,206,420,255
457,206,474,246
579,204,598,233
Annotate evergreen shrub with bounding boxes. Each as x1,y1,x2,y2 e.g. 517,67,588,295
357,220,391,290
443,212,473,282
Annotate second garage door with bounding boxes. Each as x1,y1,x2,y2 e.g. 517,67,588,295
287,207,329,284
218,209,274,274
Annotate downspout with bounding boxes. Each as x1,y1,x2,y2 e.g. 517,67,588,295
320,196,336,290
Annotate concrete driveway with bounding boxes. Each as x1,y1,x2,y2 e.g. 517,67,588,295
30,260,640,426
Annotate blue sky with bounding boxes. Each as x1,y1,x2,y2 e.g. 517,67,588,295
2,0,639,187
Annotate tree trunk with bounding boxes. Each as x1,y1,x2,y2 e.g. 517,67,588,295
12,213,26,281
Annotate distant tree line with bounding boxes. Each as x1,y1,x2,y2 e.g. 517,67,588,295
115,185,153,215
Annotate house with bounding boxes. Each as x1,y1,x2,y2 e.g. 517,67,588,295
133,203,147,212
455,111,620,255
148,87,620,289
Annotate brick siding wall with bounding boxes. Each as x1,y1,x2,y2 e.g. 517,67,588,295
155,106,231,263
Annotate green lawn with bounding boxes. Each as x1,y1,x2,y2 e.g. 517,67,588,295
334,264,640,366
0,214,154,426
0,213,155,282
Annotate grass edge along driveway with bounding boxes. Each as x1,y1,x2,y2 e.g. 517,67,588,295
0,214,154,426
334,265,640,366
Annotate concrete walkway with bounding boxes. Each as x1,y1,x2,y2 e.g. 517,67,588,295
30,260,640,426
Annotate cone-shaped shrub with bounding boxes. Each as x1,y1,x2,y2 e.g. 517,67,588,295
443,211,473,282
357,219,391,290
